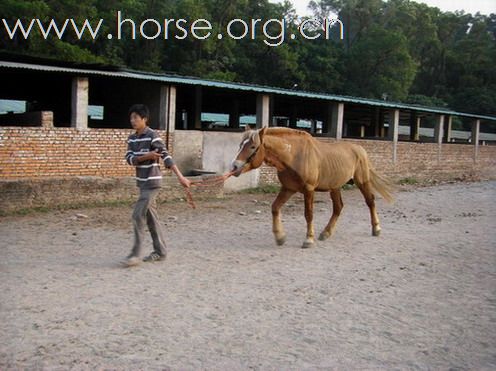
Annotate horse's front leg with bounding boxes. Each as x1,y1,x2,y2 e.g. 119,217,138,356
302,190,315,248
272,187,295,246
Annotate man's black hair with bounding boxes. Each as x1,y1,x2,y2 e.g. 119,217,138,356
128,104,150,120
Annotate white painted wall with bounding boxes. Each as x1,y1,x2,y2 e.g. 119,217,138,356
202,131,260,191
173,130,203,173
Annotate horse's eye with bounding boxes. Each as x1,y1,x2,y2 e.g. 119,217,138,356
251,146,256,149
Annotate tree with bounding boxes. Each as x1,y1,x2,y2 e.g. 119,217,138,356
343,26,416,100
0,0,494,117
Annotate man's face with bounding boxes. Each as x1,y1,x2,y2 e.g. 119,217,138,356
130,112,147,131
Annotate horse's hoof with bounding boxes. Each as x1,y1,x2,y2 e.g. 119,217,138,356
318,231,330,241
302,241,315,249
372,228,381,237
275,236,286,246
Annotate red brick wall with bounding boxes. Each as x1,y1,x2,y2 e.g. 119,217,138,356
3,128,492,183
0,127,174,179
259,138,496,185
0,126,494,212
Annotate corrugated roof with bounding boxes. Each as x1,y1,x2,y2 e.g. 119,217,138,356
1,60,495,121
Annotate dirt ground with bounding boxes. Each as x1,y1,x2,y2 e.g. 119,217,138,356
0,181,495,370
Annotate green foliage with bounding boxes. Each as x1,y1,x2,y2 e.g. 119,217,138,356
239,184,281,194
405,94,448,108
344,26,417,100
341,183,355,190
398,177,418,185
0,0,495,115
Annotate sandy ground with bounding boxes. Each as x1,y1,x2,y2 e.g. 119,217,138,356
0,181,495,370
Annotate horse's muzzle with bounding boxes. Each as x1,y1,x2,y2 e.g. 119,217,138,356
231,160,244,177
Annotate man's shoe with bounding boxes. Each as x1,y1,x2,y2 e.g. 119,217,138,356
143,252,166,263
121,255,141,267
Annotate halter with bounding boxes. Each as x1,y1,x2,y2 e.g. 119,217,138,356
246,144,261,164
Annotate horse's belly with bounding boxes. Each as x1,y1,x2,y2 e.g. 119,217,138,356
277,169,306,191
317,176,353,191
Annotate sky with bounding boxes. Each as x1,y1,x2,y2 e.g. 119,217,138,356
271,0,496,16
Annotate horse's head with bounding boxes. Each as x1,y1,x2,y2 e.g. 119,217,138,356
231,127,266,177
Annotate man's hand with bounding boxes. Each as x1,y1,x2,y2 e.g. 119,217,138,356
168,164,190,188
138,151,161,162
179,176,191,188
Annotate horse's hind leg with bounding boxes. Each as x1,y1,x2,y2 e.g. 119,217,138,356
319,188,344,241
272,187,295,245
357,181,381,236
302,190,316,248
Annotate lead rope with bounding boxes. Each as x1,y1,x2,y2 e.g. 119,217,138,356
184,171,235,209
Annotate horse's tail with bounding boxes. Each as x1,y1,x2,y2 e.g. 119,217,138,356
369,167,394,203
353,145,394,203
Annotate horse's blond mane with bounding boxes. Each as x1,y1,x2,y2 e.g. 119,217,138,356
240,130,253,141
241,127,313,143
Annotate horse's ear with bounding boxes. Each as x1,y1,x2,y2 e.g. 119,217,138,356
244,125,252,132
258,127,267,141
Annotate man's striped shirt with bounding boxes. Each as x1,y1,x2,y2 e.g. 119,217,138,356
125,127,174,189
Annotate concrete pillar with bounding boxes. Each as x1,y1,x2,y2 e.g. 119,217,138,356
256,94,270,128
434,115,444,144
387,109,399,141
71,77,88,130
434,115,445,163
388,109,399,164
414,117,420,141
472,119,480,162
229,99,240,129
360,125,365,138
445,115,452,142
329,102,344,139
159,85,176,132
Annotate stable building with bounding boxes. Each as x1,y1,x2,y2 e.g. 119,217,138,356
1,55,495,212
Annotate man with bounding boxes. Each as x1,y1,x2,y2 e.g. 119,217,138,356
123,104,190,267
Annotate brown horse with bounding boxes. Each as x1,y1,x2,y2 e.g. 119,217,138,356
231,127,393,248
